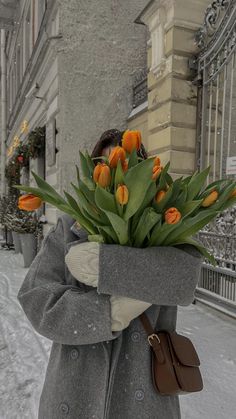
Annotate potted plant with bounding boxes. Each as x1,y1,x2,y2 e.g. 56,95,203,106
27,126,45,159
10,212,38,267
0,195,7,241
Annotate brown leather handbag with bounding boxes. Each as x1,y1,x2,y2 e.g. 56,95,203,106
139,312,203,396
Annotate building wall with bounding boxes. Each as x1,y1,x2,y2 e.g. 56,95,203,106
4,0,150,228
56,0,149,212
4,0,60,227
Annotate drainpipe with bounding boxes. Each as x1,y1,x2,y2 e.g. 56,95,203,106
0,28,7,197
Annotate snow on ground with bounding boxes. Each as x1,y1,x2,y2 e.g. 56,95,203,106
0,245,235,419
0,246,51,419
177,303,236,419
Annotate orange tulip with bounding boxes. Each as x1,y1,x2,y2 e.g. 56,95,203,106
121,130,142,154
122,159,129,173
201,190,218,207
152,165,163,180
154,156,161,167
165,207,181,224
108,146,126,168
155,190,166,203
116,185,129,205
18,194,43,211
93,163,111,188
229,188,236,198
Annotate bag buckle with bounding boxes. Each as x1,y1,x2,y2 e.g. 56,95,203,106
148,333,160,346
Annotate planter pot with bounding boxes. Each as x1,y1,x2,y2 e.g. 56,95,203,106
0,226,5,240
12,231,22,254
19,233,37,268
7,230,13,245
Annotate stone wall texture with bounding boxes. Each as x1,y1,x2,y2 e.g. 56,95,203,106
57,0,149,193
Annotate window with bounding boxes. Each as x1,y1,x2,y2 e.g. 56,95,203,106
35,0,46,41
16,45,21,90
23,3,32,72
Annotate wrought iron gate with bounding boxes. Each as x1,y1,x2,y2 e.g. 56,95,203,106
195,0,236,315
196,0,236,182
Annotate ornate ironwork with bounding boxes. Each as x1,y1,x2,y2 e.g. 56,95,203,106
195,207,236,304
132,69,148,108
194,2,236,309
196,0,232,49
196,207,236,263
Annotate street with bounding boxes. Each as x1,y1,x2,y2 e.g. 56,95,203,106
0,246,235,419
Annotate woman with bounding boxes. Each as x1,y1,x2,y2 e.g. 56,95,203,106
17,129,203,419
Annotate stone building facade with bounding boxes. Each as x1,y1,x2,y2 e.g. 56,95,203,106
0,0,210,233
1,0,150,231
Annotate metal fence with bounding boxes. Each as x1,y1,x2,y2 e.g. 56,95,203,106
196,0,236,182
195,1,236,314
195,205,236,313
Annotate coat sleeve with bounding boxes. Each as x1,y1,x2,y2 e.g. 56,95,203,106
97,243,203,306
17,217,122,346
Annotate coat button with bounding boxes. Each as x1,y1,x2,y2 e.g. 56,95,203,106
135,389,144,401
70,349,79,360
59,402,69,414
131,332,140,342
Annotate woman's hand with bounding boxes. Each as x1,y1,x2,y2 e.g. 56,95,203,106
110,295,151,331
65,242,99,287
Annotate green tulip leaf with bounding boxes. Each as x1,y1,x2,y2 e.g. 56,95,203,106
209,181,236,211
133,208,161,247
163,209,220,245
128,149,139,169
148,217,163,247
186,165,211,201
98,225,118,243
177,199,203,219
31,171,66,205
124,157,155,220
102,211,129,245
95,185,117,214
114,159,125,188
172,237,217,267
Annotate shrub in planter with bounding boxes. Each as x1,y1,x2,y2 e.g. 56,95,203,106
27,126,45,159
14,142,30,168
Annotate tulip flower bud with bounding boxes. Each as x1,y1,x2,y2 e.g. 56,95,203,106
152,165,162,180
155,190,166,203
164,207,181,224
122,159,129,173
116,185,129,205
121,130,142,154
93,163,111,188
229,188,236,198
108,146,126,169
154,156,161,167
18,194,43,211
201,190,218,207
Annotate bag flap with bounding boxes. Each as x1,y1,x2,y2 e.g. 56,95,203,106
168,332,200,367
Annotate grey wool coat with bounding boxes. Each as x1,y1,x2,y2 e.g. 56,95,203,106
17,213,203,419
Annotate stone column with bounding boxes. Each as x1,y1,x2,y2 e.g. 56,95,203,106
136,0,209,179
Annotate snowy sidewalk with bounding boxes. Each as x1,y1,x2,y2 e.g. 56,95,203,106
0,247,236,419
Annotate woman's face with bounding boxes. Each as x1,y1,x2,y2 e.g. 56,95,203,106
102,145,115,157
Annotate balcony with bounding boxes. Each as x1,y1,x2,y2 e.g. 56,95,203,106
132,69,148,109
0,0,18,30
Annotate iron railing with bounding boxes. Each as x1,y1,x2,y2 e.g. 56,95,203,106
196,0,236,183
132,69,148,108
193,1,236,316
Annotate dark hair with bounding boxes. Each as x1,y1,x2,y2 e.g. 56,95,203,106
91,128,148,163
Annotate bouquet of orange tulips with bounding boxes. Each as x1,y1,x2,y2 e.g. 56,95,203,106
13,130,236,266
